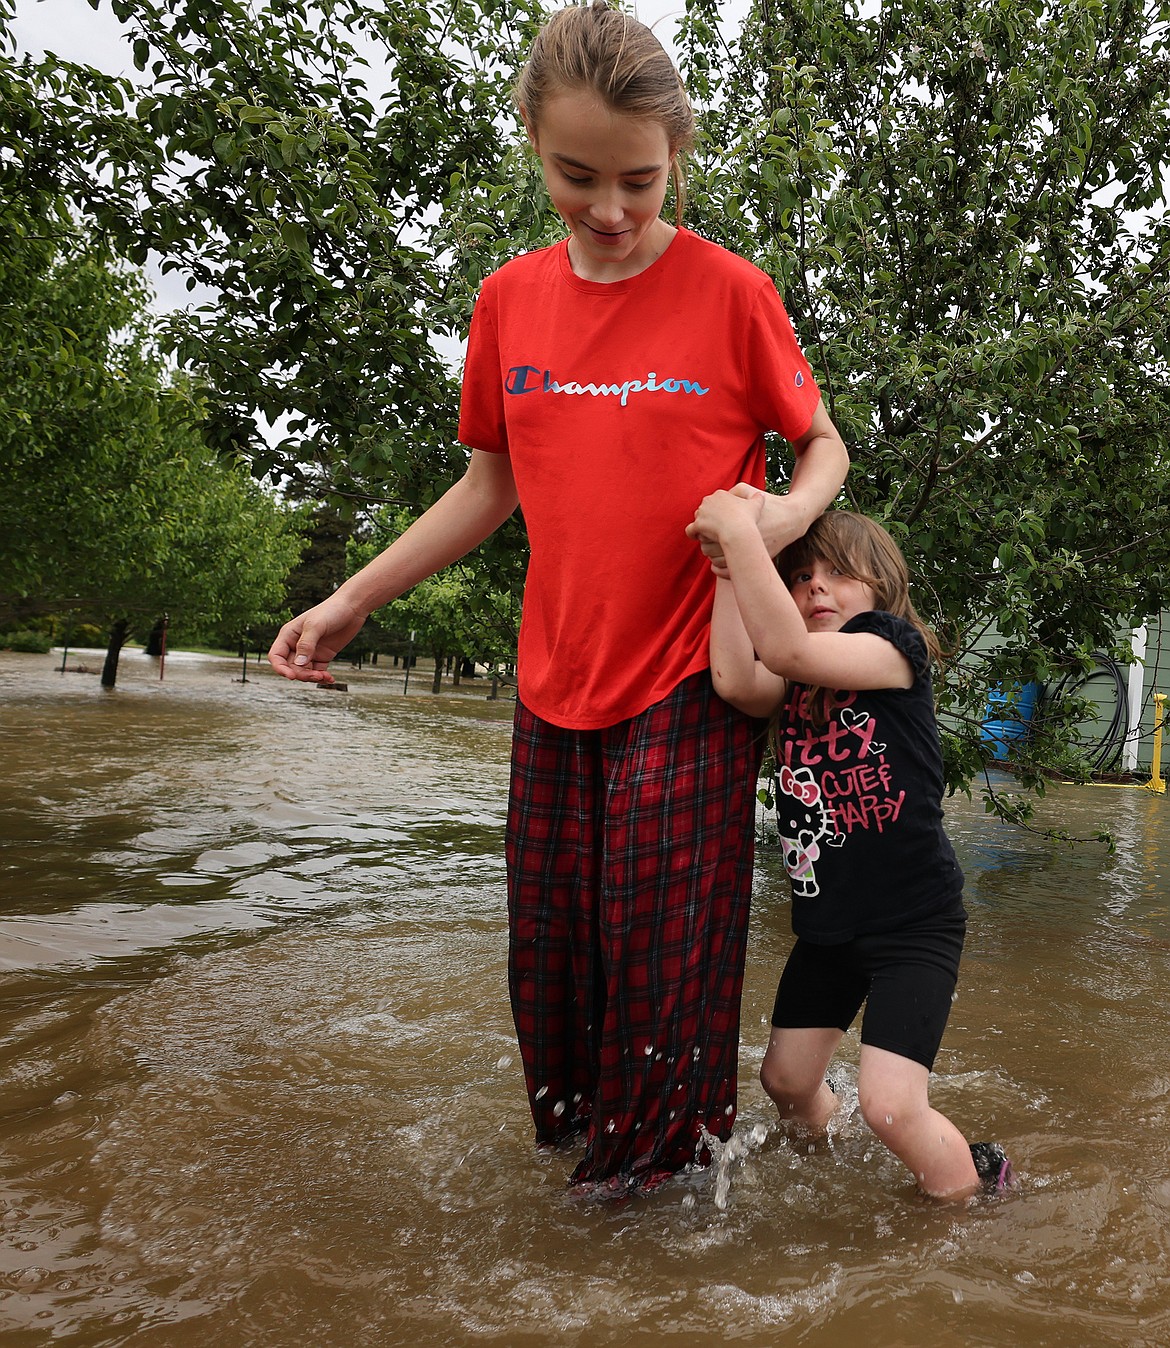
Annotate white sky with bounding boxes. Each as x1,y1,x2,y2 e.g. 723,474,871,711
10,0,701,72
12,0,139,74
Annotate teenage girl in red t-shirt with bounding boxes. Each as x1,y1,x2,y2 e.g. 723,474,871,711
269,1,849,1196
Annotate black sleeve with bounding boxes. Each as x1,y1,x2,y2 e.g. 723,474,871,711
840,610,930,681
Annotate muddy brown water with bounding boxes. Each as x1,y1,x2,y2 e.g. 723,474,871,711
1,648,1168,1347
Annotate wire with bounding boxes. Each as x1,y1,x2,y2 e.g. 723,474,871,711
1045,654,1130,774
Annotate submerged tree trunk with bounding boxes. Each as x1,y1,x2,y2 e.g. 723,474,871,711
101,617,130,688
431,650,444,695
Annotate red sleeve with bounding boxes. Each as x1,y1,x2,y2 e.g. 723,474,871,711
744,281,822,443
457,278,509,455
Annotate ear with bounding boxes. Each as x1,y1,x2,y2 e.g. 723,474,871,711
519,105,539,152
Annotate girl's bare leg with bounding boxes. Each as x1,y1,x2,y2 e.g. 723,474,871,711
857,1044,979,1199
760,1026,843,1134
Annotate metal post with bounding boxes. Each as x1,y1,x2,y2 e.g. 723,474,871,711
1146,692,1166,794
159,613,169,681
59,614,73,674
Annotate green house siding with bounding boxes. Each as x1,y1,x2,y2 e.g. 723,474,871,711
954,609,1164,771
960,610,1169,775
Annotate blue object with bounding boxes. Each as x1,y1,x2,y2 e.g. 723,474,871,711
980,682,1039,761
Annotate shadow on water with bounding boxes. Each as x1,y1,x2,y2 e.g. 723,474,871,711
1,650,1169,1346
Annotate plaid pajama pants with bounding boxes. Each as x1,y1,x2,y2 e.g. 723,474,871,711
505,671,765,1190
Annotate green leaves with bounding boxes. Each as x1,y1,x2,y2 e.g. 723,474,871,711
0,186,303,632
4,0,1169,802
684,0,1170,800
352,505,522,668
3,0,545,503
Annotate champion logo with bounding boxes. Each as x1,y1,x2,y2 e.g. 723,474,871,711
795,371,805,387
505,366,710,407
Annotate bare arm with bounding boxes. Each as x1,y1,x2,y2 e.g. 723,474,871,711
757,399,850,557
692,491,912,692
268,449,520,683
709,575,788,717
687,398,849,572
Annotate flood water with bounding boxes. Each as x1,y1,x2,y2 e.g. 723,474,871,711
1,648,1168,1347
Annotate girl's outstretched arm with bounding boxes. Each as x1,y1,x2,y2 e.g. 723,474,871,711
269,449,519,683
692,492,912,692
709,576,787,717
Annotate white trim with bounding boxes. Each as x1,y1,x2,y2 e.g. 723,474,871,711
1123,625,1148,772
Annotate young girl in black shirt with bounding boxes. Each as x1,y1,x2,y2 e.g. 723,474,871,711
688,497,1011,1199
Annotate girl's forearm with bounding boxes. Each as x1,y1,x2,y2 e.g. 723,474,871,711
709,578,758,696
790,428,849,515
709,572,789,716
758,408,849,557
335,450,519,615
721,527,811,674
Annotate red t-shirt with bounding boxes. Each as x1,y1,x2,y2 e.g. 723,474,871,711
458,227,821,729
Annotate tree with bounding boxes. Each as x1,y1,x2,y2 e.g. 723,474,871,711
4,0,538,680
677,0,1170,810
1,0,546,505
0,197,306,684
282,503,352,614
7,0,1170,805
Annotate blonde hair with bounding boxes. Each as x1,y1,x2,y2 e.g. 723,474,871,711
514,2,695,221
778,511,943,723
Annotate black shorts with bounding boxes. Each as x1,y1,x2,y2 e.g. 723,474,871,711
770,904,967,1071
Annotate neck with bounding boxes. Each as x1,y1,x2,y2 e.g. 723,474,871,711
567,219,678,283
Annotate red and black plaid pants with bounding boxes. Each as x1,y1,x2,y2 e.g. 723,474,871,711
505,671,764,1189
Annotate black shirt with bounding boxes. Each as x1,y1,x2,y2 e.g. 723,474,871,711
772,610,964,943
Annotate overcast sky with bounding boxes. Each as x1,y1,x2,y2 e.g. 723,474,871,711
12,0,696,71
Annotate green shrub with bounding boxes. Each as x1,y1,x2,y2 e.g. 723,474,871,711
69,623,106,647
2,629,53,653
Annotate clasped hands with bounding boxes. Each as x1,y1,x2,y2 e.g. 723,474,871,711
687,482,803,577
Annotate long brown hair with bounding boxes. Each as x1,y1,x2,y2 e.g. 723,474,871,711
778,511,943,723
513,1,695,221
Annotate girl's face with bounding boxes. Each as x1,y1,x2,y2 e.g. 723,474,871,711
524,89,675,283
788,559,876,633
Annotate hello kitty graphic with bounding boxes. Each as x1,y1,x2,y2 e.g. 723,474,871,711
775,764,844,898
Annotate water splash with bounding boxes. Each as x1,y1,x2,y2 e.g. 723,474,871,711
700,1121,772,1212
